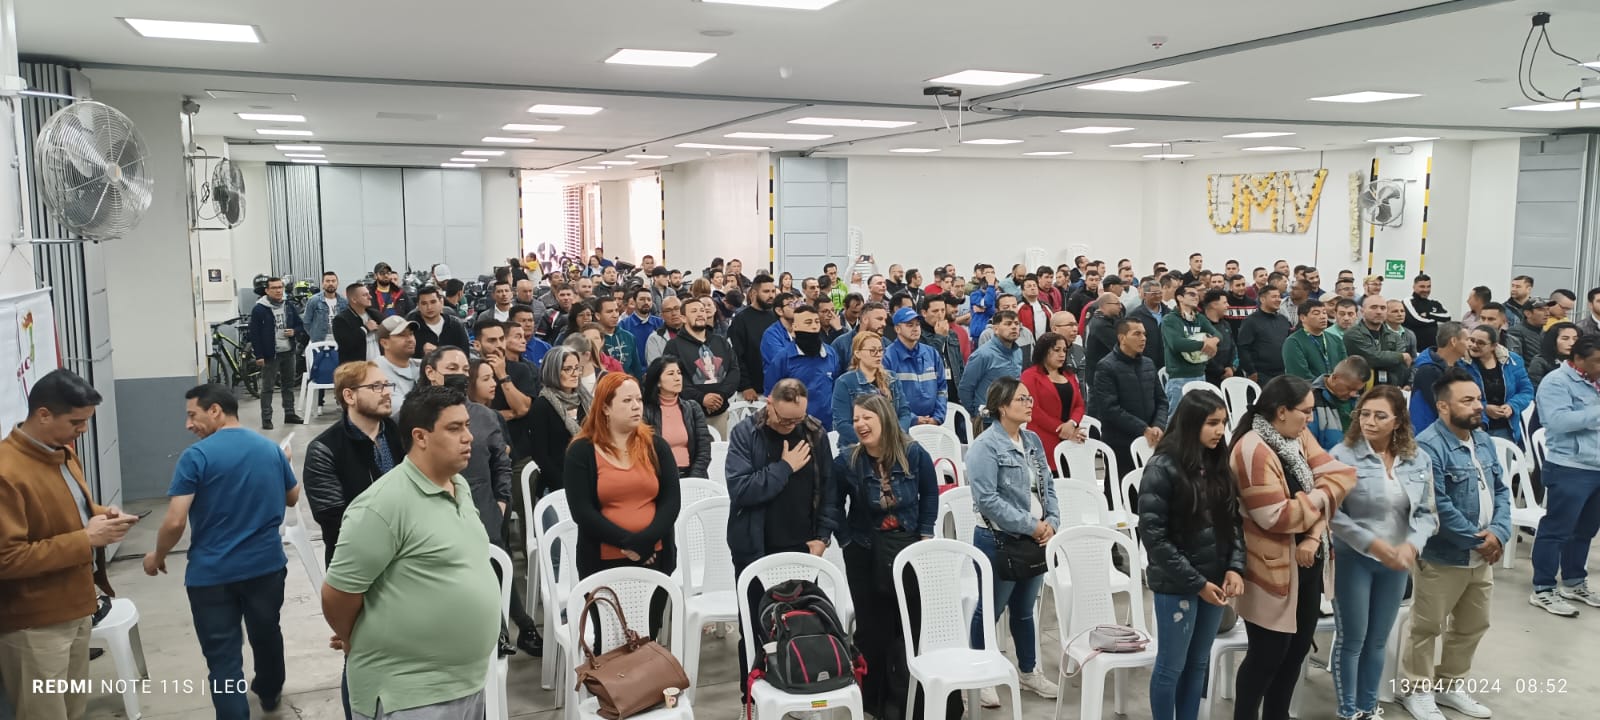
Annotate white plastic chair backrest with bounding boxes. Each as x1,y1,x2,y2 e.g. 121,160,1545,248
278,434,294,456
488,544,514,627
1055,437,1119,489
829,430,841,457
1048,525,1149,637
1519,403,1537,463
909,425,962,477
894,539,997,656
567,567,685,662
1220,376,1260,428
944,402,975,444
1158,367,1169,387
1530,428,1548,470
1183,380,1225,401
935,486,979,542
1115,468,1144,525
278,434,298,528
302,340,336,373
538,521,579,614
1055,477,1114,528
532,490,570,546
680,477,728,506
706,424,723,443
726,398,766,427
1078,415,1103,441
709,441,730,486
676,497,736,597
1492,437,1538,509
1129,436,1153,469
519,461,540,554
736,552,855,665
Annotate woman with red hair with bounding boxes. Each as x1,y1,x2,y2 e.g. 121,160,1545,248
564,372,682,580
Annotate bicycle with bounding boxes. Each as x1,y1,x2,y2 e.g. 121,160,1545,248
207,317,260,399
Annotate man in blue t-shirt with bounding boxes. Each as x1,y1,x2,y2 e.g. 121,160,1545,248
143,384,300,716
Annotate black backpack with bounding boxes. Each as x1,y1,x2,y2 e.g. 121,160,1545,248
751,578,865,694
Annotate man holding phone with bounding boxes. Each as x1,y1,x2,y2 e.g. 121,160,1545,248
0,369,136,720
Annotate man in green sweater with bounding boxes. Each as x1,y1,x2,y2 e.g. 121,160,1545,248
1283,299,1347,382
1160,282,1221,413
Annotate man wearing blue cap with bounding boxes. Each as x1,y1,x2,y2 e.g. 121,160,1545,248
884,306,948,426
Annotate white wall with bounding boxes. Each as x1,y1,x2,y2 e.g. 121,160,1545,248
482,167,521,268
661,152,769,272
599,179,633,260
1461,139,1520,298
228,161,272,282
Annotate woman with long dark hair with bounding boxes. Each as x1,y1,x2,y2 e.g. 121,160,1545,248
1228,375,1356,720
1528,321,1578,388
556,300,595,344
778,271,795,295
641,356,712,478
1139,391,1244,720
1021,331,1086,473
1466,325,1534,443
1328,385,1437,720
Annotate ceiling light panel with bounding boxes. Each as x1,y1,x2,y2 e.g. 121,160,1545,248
501,123,565,132
290,158,328,164
889,148,940,153
626,154,670,159
1223,132,1295,139
274,145,321,151
605,49,718,68
1505,101,1597,111
237,113,305,123
788,117,917,129
1308,91,1422,103
256,129,313,136
1143,153,1194,159
527,104,604,115
440,163,475,168
1110,142,1164,148
122,18,260,43
460,150,506,156
961,138,1023,145
1242,146,1305,152
927,70,1044,87
1366,136,1438,143
577,166,609,170
725,132,833,141
677,142,770,150
282,153,325,159
1023,151,1073,156
1077,78,1189,92
482,137,536,144
450,158,488,163
553,170,586,175
701,0,843,9
1061,126,1134,134
600,161,638,166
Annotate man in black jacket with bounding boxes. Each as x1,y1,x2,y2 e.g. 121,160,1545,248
1402,273,1453,351
1083,292,1124,391
1090,316,1168,477
668,297,742,437
1237,285,1294,383
332,283,380,365
728,274,779,401
407,286,469,358
1126,278,1167,370
302,361,404,566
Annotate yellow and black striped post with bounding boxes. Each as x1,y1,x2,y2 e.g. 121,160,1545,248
767,164,776,272
659,177,667,264
1419,156,1432,272
1366,158,1378,275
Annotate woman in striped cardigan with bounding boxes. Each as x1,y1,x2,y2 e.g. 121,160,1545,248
1228,375,1357,720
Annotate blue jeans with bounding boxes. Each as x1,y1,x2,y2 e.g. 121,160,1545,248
1532,462,1600,591
1331,541,1407,718
969,527,1045,673
185,568,287,720
1165,377,1196,421
1150,592,1223,720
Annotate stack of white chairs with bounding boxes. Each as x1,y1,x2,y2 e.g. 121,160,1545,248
485,545,514,720
676,496,737,703
563,568,693,720
894,539,1022,719
1048,526,1157,720
736,552,863,720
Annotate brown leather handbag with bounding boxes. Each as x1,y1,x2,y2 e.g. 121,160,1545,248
572,587,691,719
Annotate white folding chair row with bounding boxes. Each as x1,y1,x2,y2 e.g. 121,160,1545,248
894,539,1022,720
1048,526,1157,720
673,496,736,703
486,545,514,720
564,567,693,720
1495,437,1543,569
737,552,864,720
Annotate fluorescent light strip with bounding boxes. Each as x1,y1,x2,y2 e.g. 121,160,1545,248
577,166,609,170
1023,151,1074,156
482,137,536,144
274,145,322,151
1061,126,1134,134
282,153,325,159
553,171,586,175
460,150,506,157
501,123,565,132
626,154,670,159
701,0,843,9
1506,101,1596,112
788,117,916,129
440,163,475,168
1144,153,1194,159
290,158,328,164
256,129,313,136
1309,91,1421,103
1110,142,1164,148
527,104,603,115
725,132,833,141
1077,78,1189,93
122,18,260,43
237,113,305,123
600,160,638,166
1366,136,1438,143
927,70,1044,87
961,138,1023,145
889,148,940,153
450,158,488,163
605,49,717,68
1242,146,1305,152
676,142,771,151
1223,132,1295,139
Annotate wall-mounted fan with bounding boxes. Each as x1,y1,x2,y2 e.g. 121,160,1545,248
209,159,246,227
1359,179,1405,227
34,100,154,241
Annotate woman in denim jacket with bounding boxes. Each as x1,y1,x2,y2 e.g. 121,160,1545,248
965,376,1062,707
832,393,939,720
832,331,915,445
1328,385,1439,720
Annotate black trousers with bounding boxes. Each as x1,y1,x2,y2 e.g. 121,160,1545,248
1234,559,1323,720
841,542,963,720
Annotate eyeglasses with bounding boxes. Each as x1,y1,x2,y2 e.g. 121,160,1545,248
560,364,582,375
357,382,397,393
861,347,884,356
1013,395,1036,406
770,412,806,428
1292,404,1316,416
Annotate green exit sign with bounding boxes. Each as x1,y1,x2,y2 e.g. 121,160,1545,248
1384,259,1407,280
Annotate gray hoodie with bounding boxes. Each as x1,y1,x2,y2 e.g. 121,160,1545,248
258,296,292,353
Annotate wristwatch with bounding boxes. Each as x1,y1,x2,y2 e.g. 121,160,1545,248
497,376,512,384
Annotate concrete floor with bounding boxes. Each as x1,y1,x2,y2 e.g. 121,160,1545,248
74,395,1600,719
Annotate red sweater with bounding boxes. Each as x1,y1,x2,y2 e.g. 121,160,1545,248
1021,365,1086,471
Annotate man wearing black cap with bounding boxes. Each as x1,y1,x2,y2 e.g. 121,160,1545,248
375,316,422,419
369,262,411,318
649,266,673,313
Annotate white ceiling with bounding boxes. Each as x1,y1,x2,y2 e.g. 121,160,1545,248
18,0,1600,179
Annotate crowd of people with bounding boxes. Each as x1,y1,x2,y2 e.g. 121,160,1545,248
3,248,1598,720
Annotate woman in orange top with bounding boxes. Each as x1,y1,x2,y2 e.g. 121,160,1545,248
1228,375,1356,720
565,372,682,579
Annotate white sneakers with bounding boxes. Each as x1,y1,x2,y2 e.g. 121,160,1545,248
978,686,1000,708
1401,689,1491,720
1558,581,1600,608
1529,589,1580,617
1400,691,1447,720
1018,670,1059,699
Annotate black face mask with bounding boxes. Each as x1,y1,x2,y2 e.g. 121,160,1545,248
795,330,823,355
441,373,471,392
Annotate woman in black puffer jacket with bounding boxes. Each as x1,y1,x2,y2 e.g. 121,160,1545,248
1137,391,1246,720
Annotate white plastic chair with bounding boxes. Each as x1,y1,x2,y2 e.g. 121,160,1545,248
726,398,767,427
708,441,730,486
299,340,338,419
945,402,975,445
1183,380,1226,402
829,430,842,457
486,545,513,720
520,461,542,619
935,486,980,543
909,425,964,483
1111,467,1143,531
538,519,579,692
1128,436,1154,469
894,539,1022,720
1048,526,1157,720
1495,437,1543,568
564,568,693,720
1048,478,1133,634
1220,376,1260,430
1078,415,1103,441
1055,438,1120,513
90,598,148,720
676,497,738,703
736,552,864,720
1202,623,1250,720
706,424,723,442
281,495,323,590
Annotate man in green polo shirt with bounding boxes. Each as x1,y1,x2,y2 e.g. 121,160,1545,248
322,384,499,719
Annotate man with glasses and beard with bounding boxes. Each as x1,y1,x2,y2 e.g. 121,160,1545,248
644,295,685,364
668,297,742,437
303,362,406,569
